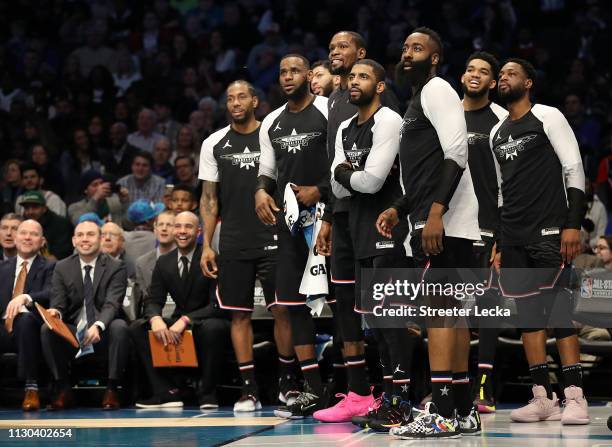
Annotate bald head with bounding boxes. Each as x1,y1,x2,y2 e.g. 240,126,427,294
15,219,45,258
101,222,124,258
174,211,199,253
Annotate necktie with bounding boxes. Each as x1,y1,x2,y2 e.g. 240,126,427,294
180,256,189,282
6,261,27,333
83,265,96,328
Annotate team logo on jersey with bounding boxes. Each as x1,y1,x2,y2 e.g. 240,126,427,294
330,99,336,109
494,134,537,160
219,146,260,170
345,143,370,168
222,140,232,149
399,117,418,138
273,122,282,132
272,128,321,154
467,132,489,145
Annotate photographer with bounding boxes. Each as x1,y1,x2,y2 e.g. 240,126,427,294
67,170,129,228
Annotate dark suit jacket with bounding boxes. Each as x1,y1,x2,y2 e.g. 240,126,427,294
50,253,127,327
145,246,225,321
0,255,56,315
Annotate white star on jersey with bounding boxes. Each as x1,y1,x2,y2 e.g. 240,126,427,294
239,147,256,170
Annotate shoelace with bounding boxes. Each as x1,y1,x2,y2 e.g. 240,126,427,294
369,396,383,412
333,393,349,407
294,392,317,406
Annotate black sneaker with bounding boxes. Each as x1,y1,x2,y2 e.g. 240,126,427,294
278,374,301,406
274,386,326,419
458,405,481,435
136,390,183,409
352,395,383,428
368,395,413,432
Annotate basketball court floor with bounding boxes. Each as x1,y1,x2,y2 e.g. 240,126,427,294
0,405,611,446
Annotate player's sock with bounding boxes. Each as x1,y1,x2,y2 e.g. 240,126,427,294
431,371,454,418
562,363,583,389
529,363,552,399
25,380,38,391
452,372,472,417
345,354,369,396
239,361,257,394
300,358,324,396
332,347,348,394
387,328,416,402
278,354,297,379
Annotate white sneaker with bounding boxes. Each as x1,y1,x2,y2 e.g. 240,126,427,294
234,394,262,412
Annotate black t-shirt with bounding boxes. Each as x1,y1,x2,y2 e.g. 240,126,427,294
327,87,401,214
490,104,585,245
465,102,508,239
258,95,330,204
331,107,407,259
199,125,277,258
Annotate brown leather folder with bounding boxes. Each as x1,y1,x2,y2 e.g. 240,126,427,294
35,303,79,348
148,330,198,367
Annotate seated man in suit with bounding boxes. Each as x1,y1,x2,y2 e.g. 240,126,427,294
130,211,230,409
41,220,129,411
0,219,55,411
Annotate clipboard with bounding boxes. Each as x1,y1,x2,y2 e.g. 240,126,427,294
148,330,198,367
35,303,79,348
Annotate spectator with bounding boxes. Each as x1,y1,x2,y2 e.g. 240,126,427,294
89,66,117,110
172,125,199,165
208,30,236,74
101,221,135,278
173,155,200,198
15,164,67,217
134,210,176,304
189,110,210,146
127,108,163,153
124,199,164,261
0,71,24,113
18,190,73,260
594,236,612,269
169,184,197,214
70,23,116,77
1,159,23,214
99,122,139,178
29,144,64,196
67,170,129,227
152,137,174,183
60,128,105,204
88,115,108,153
113,49,142,97
117,151,166,203
0,213,23,260
154,99,181,150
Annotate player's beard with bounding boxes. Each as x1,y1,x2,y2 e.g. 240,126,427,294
349,87,376,106
232,109,252,125
462,82,489,99
285,79,309,101
403,55,433,87
498,83,526,104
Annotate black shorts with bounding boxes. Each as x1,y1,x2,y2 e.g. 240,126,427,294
355,253,412,313
472,236,495,286
274,228,334,305
498,240,565,298
330,212,355,285
216,255,276,311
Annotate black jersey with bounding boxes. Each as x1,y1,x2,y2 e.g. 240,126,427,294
465,102,508,239
490,104,585,245
258,95,329,203
399,77,480,240
331,107,407,259
199,125,277,258
327,87,401,214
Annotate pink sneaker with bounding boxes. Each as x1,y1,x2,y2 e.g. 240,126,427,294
313,391,374,423
510,385,561,423
561,386,590,425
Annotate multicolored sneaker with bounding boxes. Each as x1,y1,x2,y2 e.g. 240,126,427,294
389,402,460,439
561,386,590,425
368,395,413,432
351,395,382,428
313,391,374,423
510,385,561,423
473,372,496,413
458,406,481,435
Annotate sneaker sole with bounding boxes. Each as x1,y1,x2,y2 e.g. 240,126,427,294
234,402,262,412
135,401,183,409
561,418,590,425
477,404,496,413
460,429,481,436
399,433,461,440
274,409,293,419
199,404,219,410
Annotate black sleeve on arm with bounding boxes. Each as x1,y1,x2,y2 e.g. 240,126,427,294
255,175,277,195
432,158,464,209
566,187,587,230
391,195,411,219
333,163,356,194
321,195,334,222
316,179,330,204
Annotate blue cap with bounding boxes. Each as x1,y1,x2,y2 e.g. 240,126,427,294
77,212,104,226
127,199,165,224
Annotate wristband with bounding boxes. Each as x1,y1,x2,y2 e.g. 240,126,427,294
255,175,277,195
180,316,191,326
